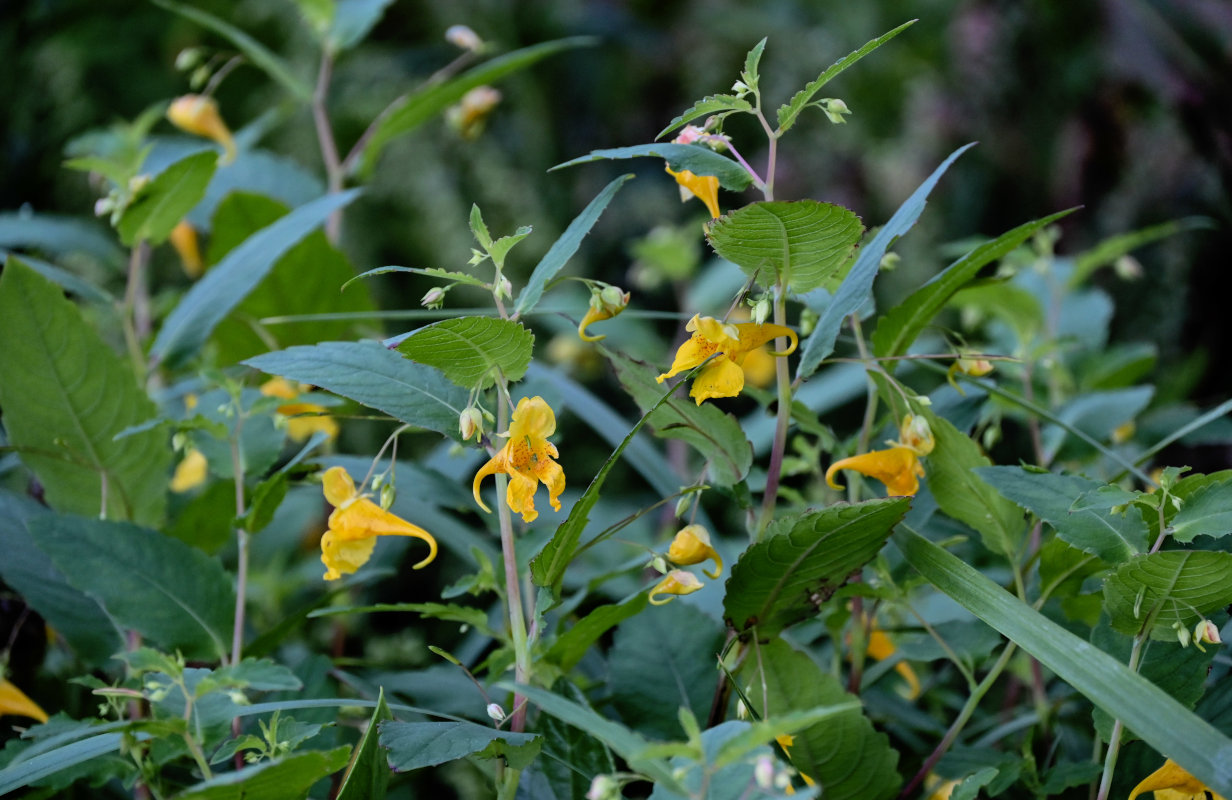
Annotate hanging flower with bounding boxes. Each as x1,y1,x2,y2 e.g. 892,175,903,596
648,569,704,605
666,524,722,579
865,623,921,700
578,284,630,342
320,466,437,581
261,378,339,442
656,314,797,404
170,448,209,493
1129,759,1226,800
167,95,236,165
826,415,935,497
169,220,204,279
0,678,49,723
665,125,721,218
946,351,994,395
472,396,565,523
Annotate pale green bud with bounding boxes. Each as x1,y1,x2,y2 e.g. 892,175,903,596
459,407,483,441
379,483,396,510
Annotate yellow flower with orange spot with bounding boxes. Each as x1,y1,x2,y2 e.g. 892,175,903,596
667,524,722,579
648,569,704,605
0,678,49,723
826,414,935,497
473,396,565,524
319,466,437,581
167,95,236,164
261,377,339,442
656,314,797,404
1129,759,1226,800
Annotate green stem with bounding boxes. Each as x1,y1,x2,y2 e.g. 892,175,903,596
756,283,793,539
494,383,531,735
229,421,249,666
1095,636,1145,800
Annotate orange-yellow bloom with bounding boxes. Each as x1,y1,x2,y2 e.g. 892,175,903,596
946,352,994,395
826,415,934,497
167,94,236,164
169,220,204,278
320,466,437,581
866,625,921,700
0,678,49,723
656,314,797,404
667,524,722,579
648,569,704,605
170,448,209,493
472,396,565,523
261,378,339,442
666,166,720,219
1129,759,1226,800
578,285,630,342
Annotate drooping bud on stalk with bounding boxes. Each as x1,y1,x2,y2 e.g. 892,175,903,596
459,407,483,442
167,95,237,164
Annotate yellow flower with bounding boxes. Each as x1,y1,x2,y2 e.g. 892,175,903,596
170,448,208,493
320,466,437,581
648,569,704,605
826,415,934,497
656,314,798,404
261,377,339,442
1129,759,1226,800
666,166,721,219
774,735,816,793
446,85,502,139
667,524,722,579
578,285,630,342
167,95,236,165
0,678,49,723
866,624,921,701
169,220,204,279
924,774,960,800
472,396,565,523
946,352,994,395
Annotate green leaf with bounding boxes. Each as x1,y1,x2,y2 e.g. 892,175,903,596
117,151,216,246
244,340,468,440
894,524,1232,797
739,638,901,800
0,258,169,525
776,21,916,133
1103,551,1232,639
724,498,909,635
609,601,726,739
798,144,974,379
553,143,753,191
605,349,751,487
1171,477,1232,543
976,467,1146,563
235,472,288,535
205,192,374,365
174,747,351,800
657,95,753,140
152,0,313,101
357,38,592,176
1070,217,1213,287
335,688,393,800
151,190,360,366
327,0,393,51
741,38,767,90
706,200,864,293
29,514,236,661
521,681,616,800
871,208,1077,360
0,731,134,796
379,721,540,771
947,282,1042,344
188,147,326,229
0,211,125,267
0,249,114,303
396,317,534,390
203,659,303,693
0,491,123,664
916,410,1024,558
515,174,632,315
546,594,648,672
311,602,496,638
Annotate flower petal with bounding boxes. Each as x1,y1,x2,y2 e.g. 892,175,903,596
826,447,923,497
0,678,49,723
657,333,720,383
665,166,720,218
690,357,745,404
509,396,556,441
578,305,612,342
322,466,357,507
1129,760,1216,800
733,322,798,356
505,467,542,523
320,528,378,581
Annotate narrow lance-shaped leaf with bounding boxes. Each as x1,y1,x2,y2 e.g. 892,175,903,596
397,316,534,390
1069,217,1213,287
657,94,753,140
553,143,753,191
798,143,975,379
894,525,1232,796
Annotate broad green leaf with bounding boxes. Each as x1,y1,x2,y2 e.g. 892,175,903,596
739,638,900,800
609,601,726,739
894,524,1232,796
29,514,235,661
776,21,916,133
871,208,1077,360
152,0,313,100
357,38,592,176
187,147,326,229
0,212,124,267
530,354,702,602
706,200,864,293
151,190,360,366
916,409,1024,558
244,340,468,440
0,249,113,302
948,282,1043,345
1103,551,1232,639
605,349,751,486
117,151,215,246
0,492,123,664
335,688,393,800
976,466,1146,563
553,143,753,191
1070,217,1213,287
379,721,540,771
205,192,374,365
724,498,909,635
175,747,351,800
1171,477,1232,543
545,594,649,672
657,95,753,140
515,174,632,315
0,258,169,525
798,144,974,379
397,316,534,389
521,682,615,800
327,0,393,51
